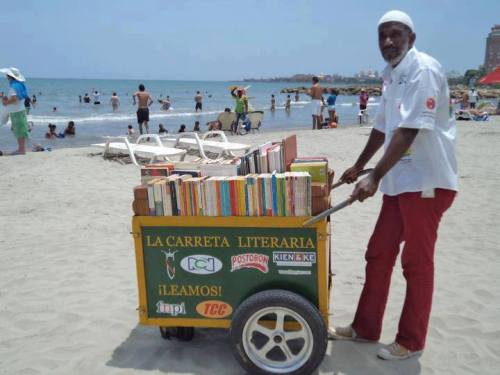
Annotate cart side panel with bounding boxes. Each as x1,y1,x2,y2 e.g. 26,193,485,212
133,217,326,325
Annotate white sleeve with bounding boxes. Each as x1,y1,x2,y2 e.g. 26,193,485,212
373,95,386,133
399,68,441,131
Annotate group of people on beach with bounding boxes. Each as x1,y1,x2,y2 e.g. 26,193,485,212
45,121,75,139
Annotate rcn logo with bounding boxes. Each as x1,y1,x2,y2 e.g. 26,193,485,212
180,255,223,275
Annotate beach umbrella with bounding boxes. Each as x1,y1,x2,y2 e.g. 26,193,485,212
479,66,500,84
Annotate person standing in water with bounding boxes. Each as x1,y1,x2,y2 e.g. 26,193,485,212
270,94,276,111
92,90,101,105
133,84,153,134
110,92,120,111
285,95,292,111
0,67,30,155
194,91,203,112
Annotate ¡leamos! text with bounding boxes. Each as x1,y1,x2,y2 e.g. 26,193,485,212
158,284,222,297
231,253,269,273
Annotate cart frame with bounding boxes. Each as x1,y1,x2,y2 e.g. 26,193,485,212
132,215,330,329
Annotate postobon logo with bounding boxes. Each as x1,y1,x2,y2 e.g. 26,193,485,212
180,255,223,275
231,253,269,273
196,300,233,318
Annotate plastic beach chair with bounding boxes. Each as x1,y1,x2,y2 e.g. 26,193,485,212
160,131,250,160
92,134,187,167
237,111,263,135
217,112,238,133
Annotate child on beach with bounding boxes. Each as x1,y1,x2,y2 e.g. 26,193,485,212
127,125,135,136
178,124,186,133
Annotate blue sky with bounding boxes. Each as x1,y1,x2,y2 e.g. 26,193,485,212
1,0,499,80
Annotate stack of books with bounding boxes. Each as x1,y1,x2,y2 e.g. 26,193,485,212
290,157,334,215
132,172,312,217
238,134,297,175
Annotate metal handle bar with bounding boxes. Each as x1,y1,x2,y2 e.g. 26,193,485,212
303,169,373,227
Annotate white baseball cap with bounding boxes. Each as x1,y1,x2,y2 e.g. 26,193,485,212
378,10,414,32
0,67,25,82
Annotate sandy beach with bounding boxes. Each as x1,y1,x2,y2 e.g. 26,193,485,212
1,119,499,374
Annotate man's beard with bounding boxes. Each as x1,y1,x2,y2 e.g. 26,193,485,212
385,41,410,67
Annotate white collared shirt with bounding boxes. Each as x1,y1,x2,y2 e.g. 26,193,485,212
373,47,458,196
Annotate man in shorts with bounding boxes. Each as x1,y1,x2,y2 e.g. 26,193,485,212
133,84,153,134
0,67,30,155
308,76,323,130
194,91,203,112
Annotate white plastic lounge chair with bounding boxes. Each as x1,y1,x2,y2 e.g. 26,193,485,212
161,131,250,160
92,134,187,167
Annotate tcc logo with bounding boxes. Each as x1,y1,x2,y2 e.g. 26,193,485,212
180,255,223,275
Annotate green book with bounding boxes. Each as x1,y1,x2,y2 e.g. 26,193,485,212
290,162,327,183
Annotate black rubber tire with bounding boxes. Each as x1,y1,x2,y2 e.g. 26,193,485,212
230,289,327,375
176,327,194,341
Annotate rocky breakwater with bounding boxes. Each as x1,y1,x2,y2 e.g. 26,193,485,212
449,85,500,99
281,86,382,96
281,85,500,99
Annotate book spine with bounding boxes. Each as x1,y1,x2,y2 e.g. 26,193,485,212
147,183,155,216
245,177,250,216
161,181,168,216
224,179,230,216
154,182,163,216
271,173,278,216
170,180,178,216
216,179,222,216
229,179,236,216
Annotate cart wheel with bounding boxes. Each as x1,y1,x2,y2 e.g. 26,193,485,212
176,327,194,341
230,290,327,375
159,327,194,341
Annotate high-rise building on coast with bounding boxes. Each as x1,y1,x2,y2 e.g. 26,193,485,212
484,25,500,72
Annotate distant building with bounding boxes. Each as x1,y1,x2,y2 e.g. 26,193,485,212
484,25,500,72
356,68,379,79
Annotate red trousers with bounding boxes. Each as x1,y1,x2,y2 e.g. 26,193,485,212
351,189,456,351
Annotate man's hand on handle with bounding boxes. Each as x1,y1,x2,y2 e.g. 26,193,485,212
340,164,364,184
351,174,380,202
340,165,379,203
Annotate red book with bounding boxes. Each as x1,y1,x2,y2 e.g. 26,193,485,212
282,134,297,171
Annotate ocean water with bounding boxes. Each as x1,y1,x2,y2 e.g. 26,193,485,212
0,78,379,151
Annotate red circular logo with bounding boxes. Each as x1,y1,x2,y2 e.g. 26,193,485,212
426,97,436,110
